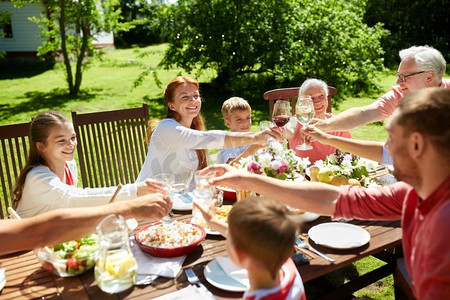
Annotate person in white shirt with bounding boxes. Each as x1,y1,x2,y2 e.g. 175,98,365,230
311,45,449,132
136,76,280,184
13,111,165,218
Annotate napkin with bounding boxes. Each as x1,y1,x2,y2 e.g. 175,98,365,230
152,285,212,300
130,238,186,284
215,256,249,287
0,268,6,291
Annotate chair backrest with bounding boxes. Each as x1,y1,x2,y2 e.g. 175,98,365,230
71,104,150,188
0,121,31,219
263,86,337,115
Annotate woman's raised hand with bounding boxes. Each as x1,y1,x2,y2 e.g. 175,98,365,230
136,179,170,196
129,193,173,220
257,126,283,144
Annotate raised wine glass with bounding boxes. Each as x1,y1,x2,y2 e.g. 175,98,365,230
295,96,315,151
271,100,291,129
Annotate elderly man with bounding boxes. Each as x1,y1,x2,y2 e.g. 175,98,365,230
205,87,450,300
312,45,449,132
0,193,172,255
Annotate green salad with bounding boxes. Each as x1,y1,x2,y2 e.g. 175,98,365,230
39,234,99,276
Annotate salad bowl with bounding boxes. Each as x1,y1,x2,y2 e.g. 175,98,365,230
35,234,98,277
135,221,206,257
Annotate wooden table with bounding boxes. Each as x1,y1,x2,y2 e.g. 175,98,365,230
0,211,402,300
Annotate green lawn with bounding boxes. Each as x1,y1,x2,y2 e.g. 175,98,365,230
0,44,404,299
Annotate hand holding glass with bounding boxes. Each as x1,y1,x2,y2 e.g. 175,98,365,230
295,96,315,151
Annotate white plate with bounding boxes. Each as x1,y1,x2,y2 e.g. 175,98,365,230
172,193,193,211
190,218,221,235
308,222,370,249
204,257,249,292
0,268,6,291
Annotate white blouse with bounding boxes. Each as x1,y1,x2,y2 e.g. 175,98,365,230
136,118,226,182
16,160,137,218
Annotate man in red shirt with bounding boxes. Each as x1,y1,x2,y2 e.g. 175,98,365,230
205,87,450,300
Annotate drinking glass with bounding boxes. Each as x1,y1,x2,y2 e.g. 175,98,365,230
153,173,175,221
259,120,276,145
271,100,291,128
172,162,195,195
192,170,215,222
295,96,315,150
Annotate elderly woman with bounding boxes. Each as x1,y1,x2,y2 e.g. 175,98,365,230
288,79,351,164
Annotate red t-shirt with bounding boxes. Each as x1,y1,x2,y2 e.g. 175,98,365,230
334,178,450,299
64,162,75,186
243,258,306,300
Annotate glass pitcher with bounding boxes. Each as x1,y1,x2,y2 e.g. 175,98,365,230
94,214,137,293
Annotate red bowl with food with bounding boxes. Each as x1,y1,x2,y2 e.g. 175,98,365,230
216,186,237,201
135,221,206,258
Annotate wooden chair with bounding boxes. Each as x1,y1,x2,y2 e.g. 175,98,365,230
263,86,337,115
71,104,150,188
394,258,416,300
0,121,31,219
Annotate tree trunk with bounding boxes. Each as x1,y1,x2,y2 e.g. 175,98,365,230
72,22,90,95
59,0,75,94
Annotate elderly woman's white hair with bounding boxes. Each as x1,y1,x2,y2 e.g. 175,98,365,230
399,45,446,79
299,79,329,97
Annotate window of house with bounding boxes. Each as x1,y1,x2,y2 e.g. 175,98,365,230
2,17,13,38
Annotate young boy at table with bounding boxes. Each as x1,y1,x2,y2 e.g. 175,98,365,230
216,97,263,165
194,196,306,300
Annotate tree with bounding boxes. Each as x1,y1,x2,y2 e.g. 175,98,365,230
159,0,389,101
365,0,450,67
12,0,126,95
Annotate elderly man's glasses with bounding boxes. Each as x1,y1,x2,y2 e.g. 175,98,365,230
396,71,427,83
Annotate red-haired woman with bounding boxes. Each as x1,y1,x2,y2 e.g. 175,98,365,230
137,76,279,184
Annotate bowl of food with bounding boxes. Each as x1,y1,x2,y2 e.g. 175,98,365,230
216,186,237,201
35,234,98,277
135,220,206,257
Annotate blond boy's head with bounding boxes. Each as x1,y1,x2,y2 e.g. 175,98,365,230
221,97,252,132
227,196,298,279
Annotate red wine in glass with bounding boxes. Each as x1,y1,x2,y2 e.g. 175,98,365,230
272,115,290,128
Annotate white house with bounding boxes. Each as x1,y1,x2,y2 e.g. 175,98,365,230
0,1,114,56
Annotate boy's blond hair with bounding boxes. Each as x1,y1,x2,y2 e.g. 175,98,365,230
227,196,299,279
221,97,251,119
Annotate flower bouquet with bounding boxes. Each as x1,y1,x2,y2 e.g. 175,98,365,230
239,140,310,181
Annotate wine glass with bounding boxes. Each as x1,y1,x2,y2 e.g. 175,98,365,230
295,96,315,151
271,100,291,128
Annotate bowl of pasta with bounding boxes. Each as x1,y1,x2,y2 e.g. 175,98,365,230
135,220,206,257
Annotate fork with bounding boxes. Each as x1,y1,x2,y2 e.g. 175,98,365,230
185,268,216,299
295,237,335,262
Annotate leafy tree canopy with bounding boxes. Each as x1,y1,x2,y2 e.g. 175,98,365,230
159,0,389,102
12,0,132,95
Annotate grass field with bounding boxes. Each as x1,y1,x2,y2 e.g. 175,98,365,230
0,44,405,299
